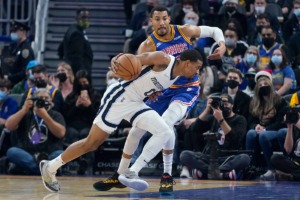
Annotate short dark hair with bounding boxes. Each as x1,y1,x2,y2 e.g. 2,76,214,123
150,6,170,18
76,7,89,16
227,68,243,79
180,49,203,62
32,65,47,74
0,79,12,89
261,25,275,33
256,13,270,22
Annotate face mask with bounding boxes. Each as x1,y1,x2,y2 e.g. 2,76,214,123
248,79,256,90
0,91,7,101
221,107,232,118
259,85,271,96
294,8,300,18
55,72,67,82
271,55,283,65
107,78,118,87
255,6,265,14
225,38,236,48
182,7,193,14
256,25,263,33
78,19,90,29
34,79,47,88
226,80,239,89
79,84,90,91
246,54,257,64
10,33,19,41
262,37,275,49
184,19,197,25
225,6,236,13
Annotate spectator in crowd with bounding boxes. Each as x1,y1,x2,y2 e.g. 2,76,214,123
225,68,251,119
58,7,93,75
173,0,199,25
243,71,257,97
11,60,36,94
246,70,288,181
277,0,294,21
0,79,18,129
288,31,300,69
258,26,289,69
49,62,74,100
213,0,247,38
225,18,246,41
247,13,271,46
19,64,64,113
282,0,300,44
270,93,300,181
209,27,248,69
5,88,65,175
2,21,34,86
62,70,101,145
180,93,250,180
236,46,260,90
247,0,280,36
269,48,296,96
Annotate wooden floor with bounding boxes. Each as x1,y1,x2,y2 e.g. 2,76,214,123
1,175,300,199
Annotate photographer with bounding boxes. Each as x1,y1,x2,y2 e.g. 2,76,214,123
5,88,65,175
270,114,300,181
180,93,250,180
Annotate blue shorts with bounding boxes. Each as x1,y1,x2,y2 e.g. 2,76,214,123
146,86,199,116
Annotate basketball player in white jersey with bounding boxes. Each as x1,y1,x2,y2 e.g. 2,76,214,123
39,49,203,192
94,6,225,193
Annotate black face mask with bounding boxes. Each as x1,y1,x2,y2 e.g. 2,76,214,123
226,80,239,89
248,79,256,90
262,37,275,49
34,79,47,88
78,84,90,91
55,72,67,82
221,107,232,118
259,85,271,96
226,7,236,13
257,25,263,33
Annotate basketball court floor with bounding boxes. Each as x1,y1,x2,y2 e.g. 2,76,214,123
1,175,299,200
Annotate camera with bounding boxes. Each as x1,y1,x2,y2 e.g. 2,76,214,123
30,97,51,108
203,132,222,141
210,96,223,109
285,105,300,124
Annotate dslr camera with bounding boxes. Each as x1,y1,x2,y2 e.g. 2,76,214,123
203,131,222,141
30,97,51,108
210,96,223,109
285,105,300,124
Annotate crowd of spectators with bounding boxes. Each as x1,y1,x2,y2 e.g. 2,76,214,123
1,0,300,181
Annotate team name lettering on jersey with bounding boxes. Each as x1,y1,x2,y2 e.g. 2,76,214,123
160,43,188,56
151,77,164,90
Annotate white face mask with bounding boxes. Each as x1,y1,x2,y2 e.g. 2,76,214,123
182,7,193,14
255,6,265,14
184,19,197,25
107,78,118,87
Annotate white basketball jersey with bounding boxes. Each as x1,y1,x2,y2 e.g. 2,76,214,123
119,55,177,101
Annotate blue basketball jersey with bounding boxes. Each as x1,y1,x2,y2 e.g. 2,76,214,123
258,42,282,69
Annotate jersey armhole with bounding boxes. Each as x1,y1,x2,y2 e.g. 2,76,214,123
176,25,193,45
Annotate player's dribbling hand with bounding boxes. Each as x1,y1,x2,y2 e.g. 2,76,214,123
110,53,124,73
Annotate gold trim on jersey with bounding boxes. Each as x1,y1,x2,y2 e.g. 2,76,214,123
153,25,175,42
177,26,193,45
169,81,200,88
147,36,156,51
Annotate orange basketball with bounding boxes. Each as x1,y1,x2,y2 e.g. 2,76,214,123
115,54,141,81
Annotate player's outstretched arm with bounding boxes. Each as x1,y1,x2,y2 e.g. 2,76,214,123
136,51,170,67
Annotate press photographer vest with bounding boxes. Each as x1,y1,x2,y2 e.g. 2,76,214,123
26,86,58,99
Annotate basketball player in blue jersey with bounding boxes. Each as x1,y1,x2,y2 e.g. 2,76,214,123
39,49,203,193
93,6,225,194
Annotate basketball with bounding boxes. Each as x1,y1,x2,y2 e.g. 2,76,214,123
115,54,141,81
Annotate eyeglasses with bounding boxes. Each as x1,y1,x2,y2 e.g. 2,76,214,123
248,52,257,55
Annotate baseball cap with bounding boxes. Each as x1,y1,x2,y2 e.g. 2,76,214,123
10,21,30,32
26,60,41,70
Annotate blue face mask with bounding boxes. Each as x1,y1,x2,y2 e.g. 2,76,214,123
271,55,283,65
0,91,7,101
184,19,197,25
246,54,257,64
10,33,19,41
294,8,300,18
